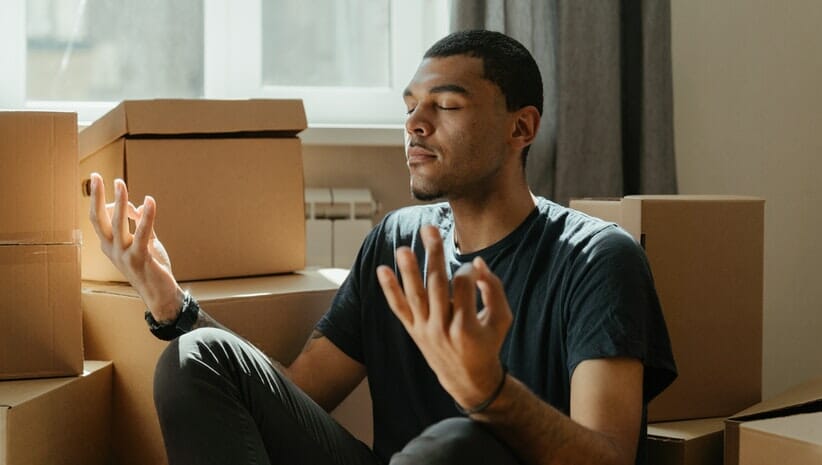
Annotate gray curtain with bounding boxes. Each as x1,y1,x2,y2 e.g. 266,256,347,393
451,0,677,206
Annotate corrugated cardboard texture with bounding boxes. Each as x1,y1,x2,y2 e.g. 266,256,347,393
647,417,725,465
569,196,764,422
0,244,82,380
725,376,822,465
0,112,78,244
81,271,346,465
78,99,307,157
0,361,112,465
738,412,822,465
79,137,306,282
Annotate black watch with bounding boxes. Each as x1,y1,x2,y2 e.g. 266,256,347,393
145,292,201,341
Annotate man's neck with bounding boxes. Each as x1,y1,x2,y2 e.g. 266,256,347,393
449,184,537,255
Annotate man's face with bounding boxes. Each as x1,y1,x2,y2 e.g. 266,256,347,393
402,55,513,201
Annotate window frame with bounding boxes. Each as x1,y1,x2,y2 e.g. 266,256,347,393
0,0,448,129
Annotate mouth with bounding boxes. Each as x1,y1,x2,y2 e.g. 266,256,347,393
406,144,437,165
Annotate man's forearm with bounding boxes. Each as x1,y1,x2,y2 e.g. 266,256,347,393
471,376,629,465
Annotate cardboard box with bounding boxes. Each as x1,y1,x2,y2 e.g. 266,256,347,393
0,244,82,380
78,99,308,282
738,412,822,465
0,111,78,245
725,376,822,465
0,360,112,465
332,378,374,447
82,270,352,465
569,195,764,421
647,417,725,465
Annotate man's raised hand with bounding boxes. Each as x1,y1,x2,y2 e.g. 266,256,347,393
376,225,512,411
88,172,184,322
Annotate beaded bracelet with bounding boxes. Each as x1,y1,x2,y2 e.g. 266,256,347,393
454,364,509,415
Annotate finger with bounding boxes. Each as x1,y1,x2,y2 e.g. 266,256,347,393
111,179,131,248
377,265,414,327
133,196,156,254
127,201,141,221
452,262,480,331
88,173,113,242
421,225,450,323
134,204,157,239
474,257,512,332
396,247,429,321
108,201,142,224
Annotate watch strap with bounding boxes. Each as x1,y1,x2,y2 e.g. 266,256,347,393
145,292,200,341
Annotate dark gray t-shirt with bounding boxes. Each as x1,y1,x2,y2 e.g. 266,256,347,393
316,197,677,464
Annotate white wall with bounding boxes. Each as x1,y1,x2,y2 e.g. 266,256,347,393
671,1,822,397
302,144,420,218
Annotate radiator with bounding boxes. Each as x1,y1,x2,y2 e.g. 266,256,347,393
305,187,377,270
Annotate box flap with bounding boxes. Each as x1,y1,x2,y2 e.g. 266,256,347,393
0,361,110,409
0,378,74,408
79,99,307,158
741,412,822,446
82,268,345,302
624,195,764,202
648,417,726,441
729,376,822,422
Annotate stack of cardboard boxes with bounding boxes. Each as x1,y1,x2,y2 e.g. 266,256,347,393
0,111,112,464
571,196,821,464
76,99,372,465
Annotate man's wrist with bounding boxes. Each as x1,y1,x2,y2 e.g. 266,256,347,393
145,286,185,323
145,291,201,341
455,364,509,415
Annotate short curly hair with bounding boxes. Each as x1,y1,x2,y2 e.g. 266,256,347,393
424,30,543,164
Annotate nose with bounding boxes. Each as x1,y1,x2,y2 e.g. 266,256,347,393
405,107,433,137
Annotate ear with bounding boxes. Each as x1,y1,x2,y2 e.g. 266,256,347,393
509,106,541,153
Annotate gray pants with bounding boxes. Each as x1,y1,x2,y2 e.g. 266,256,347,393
154,328,522,465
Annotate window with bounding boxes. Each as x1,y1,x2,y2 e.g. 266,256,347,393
0,0,449,126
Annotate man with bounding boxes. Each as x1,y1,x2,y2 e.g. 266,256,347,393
89,30,676,465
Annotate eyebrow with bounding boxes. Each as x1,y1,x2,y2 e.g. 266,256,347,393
403,84,470,98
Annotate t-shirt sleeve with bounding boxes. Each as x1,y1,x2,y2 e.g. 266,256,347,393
314,224,383,364
564,226,677,402
315,267,365,363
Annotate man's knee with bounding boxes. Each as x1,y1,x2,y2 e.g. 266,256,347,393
390,417,520,465
153,328,236,412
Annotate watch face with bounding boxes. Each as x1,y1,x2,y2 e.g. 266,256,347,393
176,295,200,332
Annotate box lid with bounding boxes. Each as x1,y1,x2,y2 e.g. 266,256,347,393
728,376,822,422
741,412,822,446
648,417,726,441
79,99,307,158
0,361,110,408
82,269,345,302
623,195,763,202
